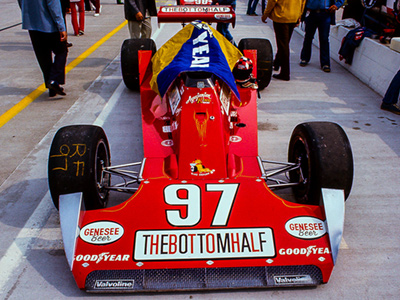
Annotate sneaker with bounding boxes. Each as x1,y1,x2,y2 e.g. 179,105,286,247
322,65,331,72
299,60,308,67
381,103,400,115
94,13,99,17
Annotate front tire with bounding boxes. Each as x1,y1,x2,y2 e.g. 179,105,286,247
121,38,157,90
48,125,111,210
238,38,273,90
288,122,353,205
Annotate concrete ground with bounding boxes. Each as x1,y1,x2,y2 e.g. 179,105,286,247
0,0,399,299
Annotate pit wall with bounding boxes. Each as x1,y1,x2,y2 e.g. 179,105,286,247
295,22,400,97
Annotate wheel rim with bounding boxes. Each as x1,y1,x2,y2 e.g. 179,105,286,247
94,140,110,206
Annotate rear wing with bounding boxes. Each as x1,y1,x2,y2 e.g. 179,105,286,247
157,5,236,27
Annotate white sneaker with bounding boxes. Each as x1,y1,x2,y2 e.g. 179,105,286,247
94,13,99,17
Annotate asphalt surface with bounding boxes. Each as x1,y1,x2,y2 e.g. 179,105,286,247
0,0,400,299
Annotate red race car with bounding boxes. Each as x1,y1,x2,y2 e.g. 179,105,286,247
48,19,353,292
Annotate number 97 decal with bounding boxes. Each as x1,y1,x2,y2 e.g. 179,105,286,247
164,184,239,227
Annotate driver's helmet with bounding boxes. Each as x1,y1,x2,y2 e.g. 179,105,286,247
232,56,253,83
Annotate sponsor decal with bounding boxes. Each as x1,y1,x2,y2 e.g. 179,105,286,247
94,280,134,290
74,252,130,263
273,275,313,285
285,216,326,239
161,139,174,147
186,92,211,104
190,159,215,176
215,14,233,20
169,86,181,114
162,121,178,133
190,31,210,69
278,246,330,257
161,6,231,13
181,0,212,4
134,227,275,260
220,83,230,115
229,135,242,143
80,221,124,245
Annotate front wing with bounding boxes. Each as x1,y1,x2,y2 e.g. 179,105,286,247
59,176,344,292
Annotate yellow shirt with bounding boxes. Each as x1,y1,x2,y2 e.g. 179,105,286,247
263,0,306,23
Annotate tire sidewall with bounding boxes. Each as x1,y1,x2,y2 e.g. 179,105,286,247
48,125,111,210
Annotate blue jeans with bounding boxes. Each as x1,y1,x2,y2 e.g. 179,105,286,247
247,0,259,14
300,11,331,68
217,23,234,43
382,70,400,104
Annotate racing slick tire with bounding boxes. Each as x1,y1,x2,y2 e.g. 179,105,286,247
121,38,157,91
48,125,111,210
288,122,353,205
238,38,273,90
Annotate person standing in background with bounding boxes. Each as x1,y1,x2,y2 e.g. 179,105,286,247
262,0,306,81
70,0,85,36
90,0,101,16
18,0,68,97
213,0,236,45
247,0,259,16
381,69,400,115
60,0,73,47
124,0,157,39
60,0,69,23
299,0,344,72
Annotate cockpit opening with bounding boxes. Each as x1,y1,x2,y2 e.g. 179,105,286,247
182,71,215,88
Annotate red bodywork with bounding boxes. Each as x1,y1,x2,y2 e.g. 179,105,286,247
67,48,337,291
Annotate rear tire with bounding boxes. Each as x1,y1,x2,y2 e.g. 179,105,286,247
288,122,353,205
238,38,273,90
48,125,111,210
121,38,157,90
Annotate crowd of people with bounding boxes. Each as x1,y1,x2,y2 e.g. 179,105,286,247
17,0,400,115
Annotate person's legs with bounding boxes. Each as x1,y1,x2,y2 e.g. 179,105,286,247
128,20,141,39
246,0,253,14
84,0,91,11
247,0,259,15
217,23,234,44
29,30,53,85
273,22,284,73
273,22,294,80
251,0,259,14
78,0,85,33
90,0,100,13
141,18,152,38
318,11,331,68
50,32,68,85
300,13,318,64
382,70,400,104
70,3,79,35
